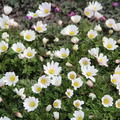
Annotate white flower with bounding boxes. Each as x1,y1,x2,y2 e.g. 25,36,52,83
42,37,49,44
38,75,50,88
23,47,37,59
87,30,98,39
81,65,98,82
115,99,120,108
68,71,77,81
72,77,83,90
65,89,74,98
73,100,84,109
94,24,102,32
54,37,59,42
89,93,96,100
94,12,103,19
72,44,79,51
116,83,120,91
71,110,84,120
54,48,70,59
23,30,36,41
3,6,12,15
51,75,62,86
38,2,51,17
46,104,52,112
26,11,39,18
14,88,26,100
3,72,19,86
114,65,120,75
53,111,59,120
33,21,47,33
61,25,79,36
23,96,39,112
84,7,94,18
43,61,62,76
97,53,109,67
88,47,99,58
0,78,5,87
71,37,79,44
53,99,61,109
12,42,25,53
0,116,11,120
103,38,118,50
0,41,8,53
71,15,81,23
106,19,115,28
88,1,103,12
2,32,9,40
101,95,113,107
113,23,120,31
79,57,91,67
32,83,42,93
110,74,120,85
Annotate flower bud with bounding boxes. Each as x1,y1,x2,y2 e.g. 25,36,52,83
86,80,93,88
15,112,23,118
57,20,63,26
3,5,12,15
72,44,78,51
46,104,52,112
71,15,81,24
71,37,79,44
53,111,59,120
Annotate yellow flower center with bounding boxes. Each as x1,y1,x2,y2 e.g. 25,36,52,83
117,102,120,107
99,58,103,62
29,101,36,107
88,34,94,39
108,23,113,27
73,82,79,87
33,13,38,17
36,26,43,31
1,45,7,51
36,87,42,92
61,53,67,58
53,102,59,107
16,48,22,52
83,61,88,65
44,9,49,14
86,72,92,77
49,68,55,74
77,116,83,120
75,102,80,107
85,11,90,16
4,22,9,28
103,98,109,104
69,74,75,80
69,31,75,35
27,52,33,57
25,34,31,40
107,44,112,49
67,92,71,96
111,79,117,84
9,75,15,82
41,78,47,84
115,72,120,75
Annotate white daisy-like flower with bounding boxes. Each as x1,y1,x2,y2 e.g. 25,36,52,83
51,75,62,86
61,25,79,36
38,2,51,17
0,116,11,120
14,88,26,100
23,47,37,59
88,1,103,12
71,110,84,120
3,72,19,86
38,75,50,88
65,88,74,98
72,77,83,90
23,96,39,112
68,71,77,81
110,74,120,85
12,42,25,53
103,38,118,50
22,30,36,42
33,21,47,33
84,7,94,18
115,99,120,108
88,47,99,58
101,95,113,107
54,48,70,59
105,19,115,28
71,15,81,24
94,12,103,19
113,23,120,31
79,57,91,67
43,61,62,76
114,65,120,75
73,100,84,109
26,11,39,18
87,30,98,39
81,65,98,82
32,83,42,93
53,99,61,109
0,41,8,53
97,53,109,67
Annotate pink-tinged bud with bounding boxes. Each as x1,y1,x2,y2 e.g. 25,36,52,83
100,16,106,21
112,2,119,7
116,59,120,63
0,97,3,103
15,112,23,118
55,7,61,12
25,16,32,20
86,80,93,88
68,11,76,17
